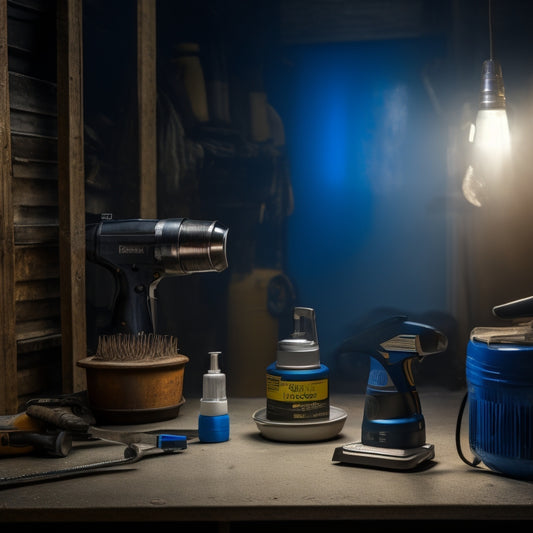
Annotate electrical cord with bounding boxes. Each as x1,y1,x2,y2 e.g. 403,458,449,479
455,391,481,468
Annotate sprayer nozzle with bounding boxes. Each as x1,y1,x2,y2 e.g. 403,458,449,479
201,351,227,403
209,351,222,373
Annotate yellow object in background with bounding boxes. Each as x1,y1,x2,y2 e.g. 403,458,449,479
226,269,281,397
172,42,209,124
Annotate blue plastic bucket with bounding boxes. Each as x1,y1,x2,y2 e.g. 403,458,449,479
466,339,533,479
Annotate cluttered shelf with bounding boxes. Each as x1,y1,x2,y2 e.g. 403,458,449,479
0,390,531,524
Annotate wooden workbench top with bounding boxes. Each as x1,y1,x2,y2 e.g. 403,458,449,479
0,390,531,525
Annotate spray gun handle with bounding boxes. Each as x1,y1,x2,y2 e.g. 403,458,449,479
112,268,160,334
86,220,161,335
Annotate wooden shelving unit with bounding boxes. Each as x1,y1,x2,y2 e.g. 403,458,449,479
0,0,157,414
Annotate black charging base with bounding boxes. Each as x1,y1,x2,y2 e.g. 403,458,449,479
332,441,435,471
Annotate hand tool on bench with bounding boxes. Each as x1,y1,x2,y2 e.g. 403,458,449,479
0,411,72,457
25,404,194,456
0,404,198,489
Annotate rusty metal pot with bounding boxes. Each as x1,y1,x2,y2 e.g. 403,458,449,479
77,354,189,424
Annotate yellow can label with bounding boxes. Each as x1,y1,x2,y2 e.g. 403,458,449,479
266,375,328,402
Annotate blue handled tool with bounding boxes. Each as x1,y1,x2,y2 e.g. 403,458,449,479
332,316,447,470
87,426,188,452
25,404,195,453
0,406,198,488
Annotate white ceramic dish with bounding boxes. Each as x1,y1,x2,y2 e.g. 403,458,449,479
252,405,348,442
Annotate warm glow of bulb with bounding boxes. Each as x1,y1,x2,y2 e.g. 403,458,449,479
468,122,476,143
472,108,511,158
462,108,512,207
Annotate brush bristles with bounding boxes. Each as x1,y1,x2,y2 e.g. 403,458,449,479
95,333,179,361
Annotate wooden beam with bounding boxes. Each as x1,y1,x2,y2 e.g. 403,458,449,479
0,0,18,414
280,0,448,44
137,0,157,219
57,0,87,392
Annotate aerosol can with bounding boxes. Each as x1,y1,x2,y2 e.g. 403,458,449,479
332,315,447,470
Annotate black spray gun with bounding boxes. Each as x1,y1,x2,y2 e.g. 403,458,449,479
332,316,447,470
86,215,229,335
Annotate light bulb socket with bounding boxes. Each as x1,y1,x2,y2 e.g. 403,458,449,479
479,59,506,110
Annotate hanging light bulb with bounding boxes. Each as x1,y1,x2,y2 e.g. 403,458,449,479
462,0,512,207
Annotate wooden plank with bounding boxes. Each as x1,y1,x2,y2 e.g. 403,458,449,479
11,131,57,161
12,159,57,179
280,0,447,44
16,298,60,322
10,108,57,137
18,366,60,397
13,204,58,225
56,0,86,392
15,278,60,302
18,367,50,396
15,318,61,342
7,0,57,82
0,0,19,414
15,245,59,281
137,0,157,218
17,346,62,398
8,71,57,116
17,333,61,354
13,177,58,206
6,1,47,54
14,224,58,245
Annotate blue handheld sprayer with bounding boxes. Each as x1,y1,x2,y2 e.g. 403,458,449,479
332,316,447,470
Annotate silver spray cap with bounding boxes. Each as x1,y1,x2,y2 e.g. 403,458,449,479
199,351,228,416
276,307,320,369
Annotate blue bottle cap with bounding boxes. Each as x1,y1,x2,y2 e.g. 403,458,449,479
198,413,230,443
